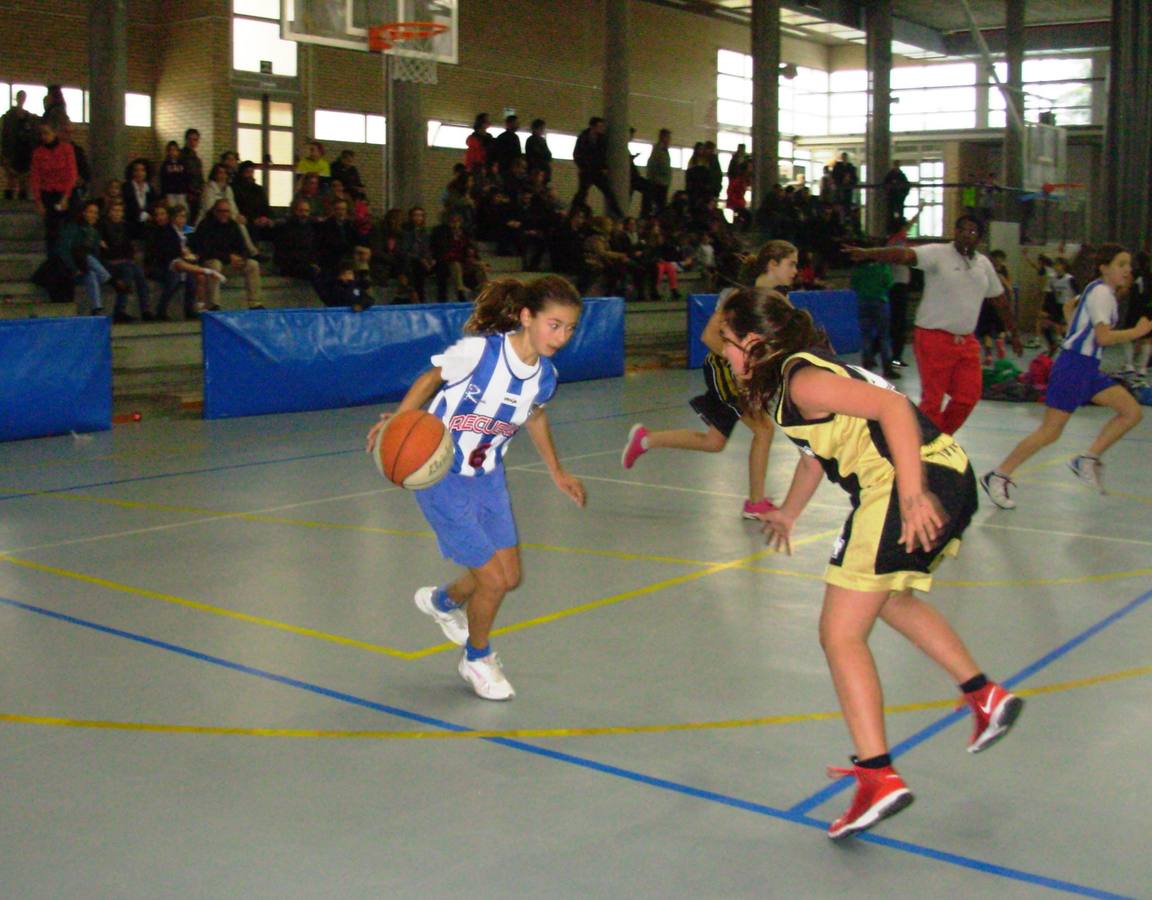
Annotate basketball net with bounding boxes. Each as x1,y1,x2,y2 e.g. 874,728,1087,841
368,22,445,85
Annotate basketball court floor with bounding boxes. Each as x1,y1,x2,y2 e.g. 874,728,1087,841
1,362,1148,898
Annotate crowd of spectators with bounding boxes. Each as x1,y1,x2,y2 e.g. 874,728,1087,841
4,86,882,319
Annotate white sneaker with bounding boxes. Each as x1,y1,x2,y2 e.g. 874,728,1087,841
413,587,468,646
979,470,1016,510
458,650,515,700
1068,455,1105,493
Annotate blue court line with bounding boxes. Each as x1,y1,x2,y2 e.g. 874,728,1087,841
788,587,1152,819
0,402,685,504
0,593,1134,899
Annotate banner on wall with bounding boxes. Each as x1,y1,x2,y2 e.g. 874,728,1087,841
687,290,861,369
202,298,624,420
1,317,112,442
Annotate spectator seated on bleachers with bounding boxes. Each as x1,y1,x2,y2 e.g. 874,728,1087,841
232,161,273,241
398,206,435,302
98,201,152,322
312,255,375,311
192,199,264,310
581,216,631,296
143,203,212,320
329,150,365,198
431,211,487,301
121,158,158,240
366,207,406,293
274,198,319,281
314,198,371,280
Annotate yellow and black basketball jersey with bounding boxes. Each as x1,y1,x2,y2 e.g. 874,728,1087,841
773,351,968,497
703,351,742,406
774,350,977,593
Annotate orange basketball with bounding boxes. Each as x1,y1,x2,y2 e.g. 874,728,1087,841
371,410,453,490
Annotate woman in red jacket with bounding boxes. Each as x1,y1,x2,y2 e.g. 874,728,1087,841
29,121,77,250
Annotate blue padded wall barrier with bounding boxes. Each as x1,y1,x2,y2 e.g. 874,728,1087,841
202,298,624,420
687,290,861,369
790,290,861,355
1,317,111,442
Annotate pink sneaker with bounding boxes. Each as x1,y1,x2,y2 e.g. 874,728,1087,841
742,497,778,520
621,424,648,470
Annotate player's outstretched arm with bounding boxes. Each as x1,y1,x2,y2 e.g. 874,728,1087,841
761,453,823,555
365,367,443,452
788,366,941,553
525,408,586,507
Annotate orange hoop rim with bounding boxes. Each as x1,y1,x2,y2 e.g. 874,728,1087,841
368,21,449,52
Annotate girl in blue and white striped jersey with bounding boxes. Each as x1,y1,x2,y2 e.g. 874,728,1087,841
981,244,1152,509
366,276,585,700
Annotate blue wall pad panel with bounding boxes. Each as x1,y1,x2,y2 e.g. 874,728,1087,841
789,290,861,355
1,317,112,442
687,290,861,369
202,298,624,420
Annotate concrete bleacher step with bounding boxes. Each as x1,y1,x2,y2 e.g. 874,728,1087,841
0,252,41,281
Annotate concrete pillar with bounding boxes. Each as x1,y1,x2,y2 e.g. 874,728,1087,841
604,0,632,216
865,1,893,237
751,0,781,209
88,0,127,190
1003,0,1026,202
388,75,425,211
1100,0,1152,244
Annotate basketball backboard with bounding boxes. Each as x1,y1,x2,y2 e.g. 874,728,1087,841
281,0,458,64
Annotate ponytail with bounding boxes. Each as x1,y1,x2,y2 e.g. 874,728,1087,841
721,288,828,410
465,275,581,335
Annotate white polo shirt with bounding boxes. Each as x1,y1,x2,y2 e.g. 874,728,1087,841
912,242,1003,335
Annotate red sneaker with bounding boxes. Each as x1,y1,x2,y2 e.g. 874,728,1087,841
964,682,1024,753
827,761,914,840
621,424,649,470
741,497,778,520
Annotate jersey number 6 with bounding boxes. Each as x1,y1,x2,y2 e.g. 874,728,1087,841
468,443,492,469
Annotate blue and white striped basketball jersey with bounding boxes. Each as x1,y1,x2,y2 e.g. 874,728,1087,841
429,334,558,477
1061,279,1117,360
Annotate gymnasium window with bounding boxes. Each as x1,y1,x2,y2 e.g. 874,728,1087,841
314,109,386,145
233,0,298,77
988,58,1094,127
0,82,151,127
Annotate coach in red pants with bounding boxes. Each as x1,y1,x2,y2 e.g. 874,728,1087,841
848,215,1021,434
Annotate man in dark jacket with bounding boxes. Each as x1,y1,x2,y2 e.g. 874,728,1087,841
314,198,371,277
570,117,623,218
275,198,319,280
524,119,552,183
192,199,263,309
490,114,522,175
233,161,273,239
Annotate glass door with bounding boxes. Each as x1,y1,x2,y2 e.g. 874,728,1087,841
236,95,295,208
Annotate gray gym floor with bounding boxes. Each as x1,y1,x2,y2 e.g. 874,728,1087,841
1,362,1148,899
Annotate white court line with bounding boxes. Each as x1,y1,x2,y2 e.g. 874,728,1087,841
0,486,402,557
519,469,849,512
977,520,1152,548
510,448,624,470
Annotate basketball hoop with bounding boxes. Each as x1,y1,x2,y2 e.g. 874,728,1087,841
368,21,448,84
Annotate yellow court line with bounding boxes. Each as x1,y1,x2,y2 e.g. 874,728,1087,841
482,528,842,648
0,533,829,661
36,492,724,568
0,555,422,660
4,664,1147,741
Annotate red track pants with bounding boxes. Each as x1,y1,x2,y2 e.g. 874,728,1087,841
913,327,983,435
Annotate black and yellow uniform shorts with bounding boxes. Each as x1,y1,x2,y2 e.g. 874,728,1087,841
825,440,977,593
690,352,743,438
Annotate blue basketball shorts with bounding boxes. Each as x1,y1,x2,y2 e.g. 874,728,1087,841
1045,351,1118,413
414,467,518,569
